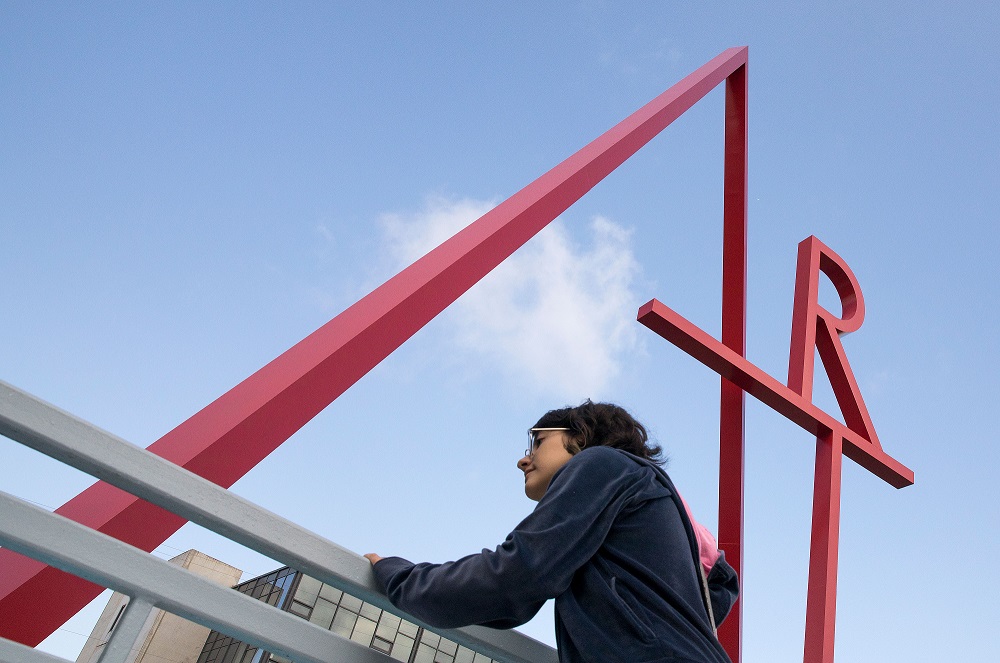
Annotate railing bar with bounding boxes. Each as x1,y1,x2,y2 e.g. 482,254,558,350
0,492,403,663
0,380,556,663
93,597,154,663
0,637,72,663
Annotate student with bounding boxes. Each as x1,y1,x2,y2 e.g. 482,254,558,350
365,400,738,663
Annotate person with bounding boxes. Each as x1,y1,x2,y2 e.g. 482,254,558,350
365,400,739,663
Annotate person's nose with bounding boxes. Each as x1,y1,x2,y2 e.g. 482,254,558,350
517,454,531,471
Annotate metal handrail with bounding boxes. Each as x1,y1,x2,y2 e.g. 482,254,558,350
0,380,557,663
0,492,390,663
0,639,69,663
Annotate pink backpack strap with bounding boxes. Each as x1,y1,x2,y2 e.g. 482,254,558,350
678,494,721,577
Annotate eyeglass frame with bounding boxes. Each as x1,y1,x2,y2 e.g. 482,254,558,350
524,427,572,459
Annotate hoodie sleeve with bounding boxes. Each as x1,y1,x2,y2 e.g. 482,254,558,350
706,550,740,627
370,447,665,629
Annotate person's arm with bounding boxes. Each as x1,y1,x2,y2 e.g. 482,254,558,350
706,551,740,627
368,448,654,629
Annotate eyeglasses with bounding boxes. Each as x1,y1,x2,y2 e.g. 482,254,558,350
524,427,571,459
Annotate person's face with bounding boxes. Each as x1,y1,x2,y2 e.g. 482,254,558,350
517,429,574,501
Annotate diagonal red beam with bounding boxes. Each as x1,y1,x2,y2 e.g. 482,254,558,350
637,298,914,488
1,48,750,645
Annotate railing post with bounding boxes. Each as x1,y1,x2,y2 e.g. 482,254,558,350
96,598,155,663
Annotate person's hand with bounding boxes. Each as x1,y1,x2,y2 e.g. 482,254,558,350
364,553,383,565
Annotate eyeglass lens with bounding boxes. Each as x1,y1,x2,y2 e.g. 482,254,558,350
524,431,538,458
524,428,570,458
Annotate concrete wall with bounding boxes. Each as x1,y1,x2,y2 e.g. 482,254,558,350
75,550,242,663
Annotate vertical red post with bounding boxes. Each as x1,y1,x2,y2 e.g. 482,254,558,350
803,430,844,663
718,62,748,662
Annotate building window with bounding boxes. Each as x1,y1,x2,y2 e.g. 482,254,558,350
197,568,495,663
107,602,128,635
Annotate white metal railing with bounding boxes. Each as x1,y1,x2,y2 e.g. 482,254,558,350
0,380,558,663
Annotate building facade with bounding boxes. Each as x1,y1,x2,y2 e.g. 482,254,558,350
196,565,495,663
76,550,243,663
76,549,498,663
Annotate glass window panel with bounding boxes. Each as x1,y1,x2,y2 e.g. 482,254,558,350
438,638,458,655
359,601,382,621
413,643,437,663
390,635,414,662
351,616,376,647
371,637,393,654
434,652,455,663
288,600,311,618
339,593,363,613
274,572,295,608
375,616,400,641
351,629,374,648
473,654,493,663
230,643,248,663
331,607,358,638
454,648,475,663
309,598,337,629
398,620,419,637
240,648,260,663
420,631,440,647
269,655,291,663
294,575,322,606
318,583,343,604
221,643,239,663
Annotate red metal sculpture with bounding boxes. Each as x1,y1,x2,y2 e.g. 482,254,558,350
1,46,912,663
638,234,914,661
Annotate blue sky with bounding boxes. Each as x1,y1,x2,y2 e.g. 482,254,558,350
2,2,997,661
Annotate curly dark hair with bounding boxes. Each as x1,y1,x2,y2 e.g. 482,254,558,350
533,399,664,465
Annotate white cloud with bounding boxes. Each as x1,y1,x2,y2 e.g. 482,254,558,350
382,196,495,264
381,196,644,398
